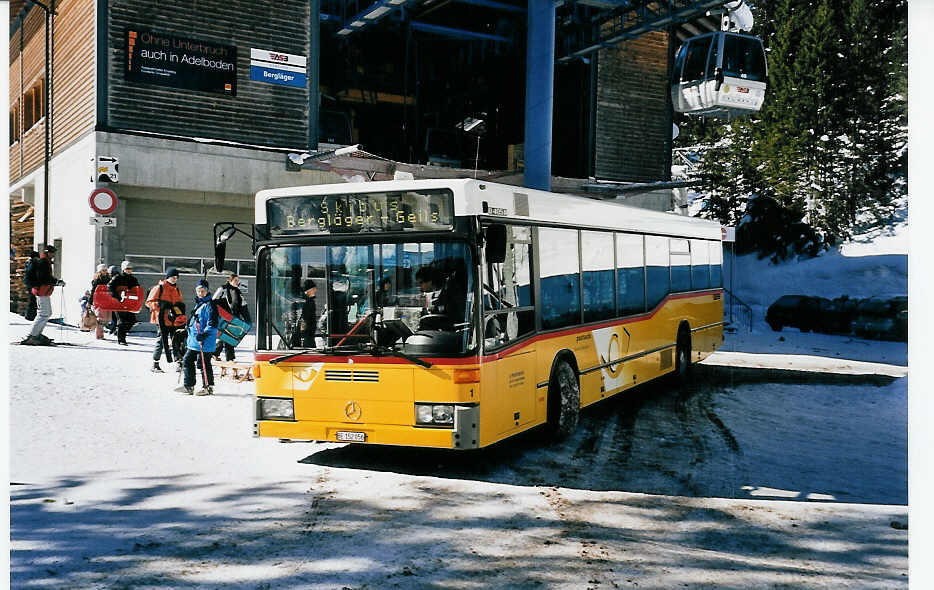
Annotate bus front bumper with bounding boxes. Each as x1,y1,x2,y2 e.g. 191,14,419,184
254,404,480,449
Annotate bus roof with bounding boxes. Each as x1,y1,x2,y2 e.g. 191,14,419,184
255,178,722,240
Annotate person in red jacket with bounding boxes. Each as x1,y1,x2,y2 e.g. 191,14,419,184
21,244,64,346
146,267,185,372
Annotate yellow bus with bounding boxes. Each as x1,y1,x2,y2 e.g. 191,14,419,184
217,179,724,449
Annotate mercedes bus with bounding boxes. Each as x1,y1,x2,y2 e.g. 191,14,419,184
215,178,724,449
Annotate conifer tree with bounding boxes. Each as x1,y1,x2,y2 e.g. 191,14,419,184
680,0,907,253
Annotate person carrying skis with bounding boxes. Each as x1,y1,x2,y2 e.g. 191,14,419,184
212,271,250,362
21,244,64,345
108,260,140,346
145,267,184,373
176,279,218,396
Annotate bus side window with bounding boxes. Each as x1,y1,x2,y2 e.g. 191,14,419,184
539,227,581,330
710,240,723,287
645,235,669,309
691,238,710,289
482,225,534,348
616,233,645,316
670,238,691,292
582,231,614,323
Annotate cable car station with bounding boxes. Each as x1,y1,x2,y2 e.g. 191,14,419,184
9,0,766,325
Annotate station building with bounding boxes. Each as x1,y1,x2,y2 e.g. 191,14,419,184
8,0,718,324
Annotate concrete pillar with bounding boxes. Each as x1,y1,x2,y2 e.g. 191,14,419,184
523,0,555,191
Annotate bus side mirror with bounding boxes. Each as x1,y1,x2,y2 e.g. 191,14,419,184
214,241,227,274
485,224,507,264
214,226,236,273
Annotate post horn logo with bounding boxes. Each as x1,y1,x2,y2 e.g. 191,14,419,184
344,401,362,421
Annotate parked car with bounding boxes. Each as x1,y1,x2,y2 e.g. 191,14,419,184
816,296,859,334
765,295,827,332
852,297,906,341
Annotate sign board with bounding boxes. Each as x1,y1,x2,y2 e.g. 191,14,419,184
249,47,307,88
721,226,736,242
89,217,118,227
89,188,118,215
125,28,237,96
95,156,119,183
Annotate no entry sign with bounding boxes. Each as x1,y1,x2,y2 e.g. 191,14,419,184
89,188,118,215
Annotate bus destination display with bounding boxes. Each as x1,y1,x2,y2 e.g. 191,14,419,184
267,190,454,235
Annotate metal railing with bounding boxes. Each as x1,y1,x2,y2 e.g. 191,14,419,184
124,254,255,278
723,287,753,332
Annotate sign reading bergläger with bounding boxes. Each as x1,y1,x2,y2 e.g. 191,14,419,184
126,28,237,95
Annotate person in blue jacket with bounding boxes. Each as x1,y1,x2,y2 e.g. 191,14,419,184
176,279,218,396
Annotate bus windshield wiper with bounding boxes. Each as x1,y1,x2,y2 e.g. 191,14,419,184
370,344,432,368
268,344,356,365
269,348,319,365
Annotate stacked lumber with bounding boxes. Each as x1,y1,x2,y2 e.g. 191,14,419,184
9,199,35,315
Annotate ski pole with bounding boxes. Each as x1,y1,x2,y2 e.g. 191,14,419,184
195,316,208,388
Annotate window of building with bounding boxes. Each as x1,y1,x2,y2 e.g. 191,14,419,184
539,227,580,330
616,233,645,316
9,104,19,145
23,80,43,131
581,231,614,323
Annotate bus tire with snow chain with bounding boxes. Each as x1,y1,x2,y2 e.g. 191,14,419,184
546,359,580,440
675,328,692,385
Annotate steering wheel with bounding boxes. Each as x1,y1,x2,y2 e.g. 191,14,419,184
419,314,454,331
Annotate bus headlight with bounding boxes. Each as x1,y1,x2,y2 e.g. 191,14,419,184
415,403,455,426
257,397,295,420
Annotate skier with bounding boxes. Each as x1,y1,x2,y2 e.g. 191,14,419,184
105,265,119,335
22,250,40,321
212,271,250,362
21,244,64,346
145,267,184,373
175,279,218,396
108,260,140,346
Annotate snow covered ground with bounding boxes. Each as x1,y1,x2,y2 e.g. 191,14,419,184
6,215,913,589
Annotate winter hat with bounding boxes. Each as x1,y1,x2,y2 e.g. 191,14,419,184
196,278,210,291
44,244,57,253
108,265,118,276
165,267,180,279
120,260,133,271
302,279,316,292
96,263,107,273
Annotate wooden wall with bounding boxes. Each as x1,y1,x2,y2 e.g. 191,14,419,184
9,0,96,185
595,31,671,183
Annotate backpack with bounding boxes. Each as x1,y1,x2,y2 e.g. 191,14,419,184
23,259,38,289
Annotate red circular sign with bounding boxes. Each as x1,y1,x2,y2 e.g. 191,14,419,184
89,188,118,215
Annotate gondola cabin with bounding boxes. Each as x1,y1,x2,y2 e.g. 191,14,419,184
671,31,767,118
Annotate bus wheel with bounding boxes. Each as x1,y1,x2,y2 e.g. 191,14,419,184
547,359,580,440
675,331,692,385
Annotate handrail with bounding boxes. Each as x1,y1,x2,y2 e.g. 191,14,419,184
722,286,753,332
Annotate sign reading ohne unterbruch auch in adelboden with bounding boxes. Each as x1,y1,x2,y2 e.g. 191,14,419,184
249,48,307,88
125,28,237,95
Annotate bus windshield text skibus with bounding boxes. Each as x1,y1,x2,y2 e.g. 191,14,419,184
266,189,454,235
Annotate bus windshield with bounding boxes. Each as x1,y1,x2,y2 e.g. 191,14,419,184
262,241,475,355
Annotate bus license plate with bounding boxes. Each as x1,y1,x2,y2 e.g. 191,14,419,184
336,431,366,442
